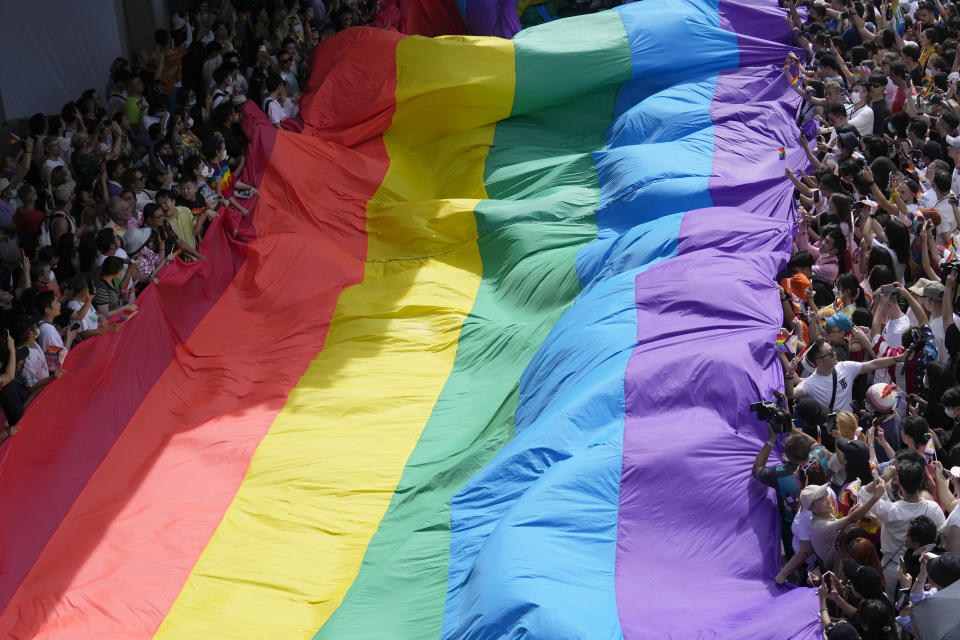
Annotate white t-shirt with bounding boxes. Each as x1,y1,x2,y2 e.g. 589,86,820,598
848,103,874,137
810,515,844,569
22,342,49,389
883,314,911,351
66,299,100,332
918,186,937,208
872,314,910,385
37,321,63,351
930,314,960,363
795,361,863,413
933,196,957,238
263,97,284,125
37,321,65,369
791,487,839,554
871,496,945,559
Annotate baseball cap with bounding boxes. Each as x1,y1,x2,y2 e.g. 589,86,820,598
799,483,829,510
923,281,945,301
825,313,852,332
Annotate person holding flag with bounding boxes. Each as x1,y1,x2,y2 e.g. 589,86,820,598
33,290,77,373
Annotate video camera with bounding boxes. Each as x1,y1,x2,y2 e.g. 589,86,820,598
749,400,793,433
942,259,960,282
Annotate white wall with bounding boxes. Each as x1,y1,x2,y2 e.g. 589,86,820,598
0,0,125,120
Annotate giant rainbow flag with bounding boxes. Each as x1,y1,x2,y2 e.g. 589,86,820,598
0,1,822,638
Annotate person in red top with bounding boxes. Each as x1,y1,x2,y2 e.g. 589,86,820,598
13,183,45,258
889,60,914,116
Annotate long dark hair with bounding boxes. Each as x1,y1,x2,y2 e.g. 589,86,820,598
883,218,910,267
837,272,868,307
925,361,954,405
845,453,874,487
857,598,898,640
55,232,77,283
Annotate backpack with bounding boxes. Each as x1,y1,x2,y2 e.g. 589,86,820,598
262,96,279,115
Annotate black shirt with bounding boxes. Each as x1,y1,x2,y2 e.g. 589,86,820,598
0,375,30,425
871,99,890,136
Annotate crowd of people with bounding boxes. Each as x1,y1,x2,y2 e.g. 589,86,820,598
754,0,960,637
5,0,960,635
0,0,399,436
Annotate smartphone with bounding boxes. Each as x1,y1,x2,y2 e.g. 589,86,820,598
813,189,820,203
826,412,837,430
70,323,81,331
879,284,897,295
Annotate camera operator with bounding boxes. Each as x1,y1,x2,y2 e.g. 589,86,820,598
752,417,820,563
793,338,909,413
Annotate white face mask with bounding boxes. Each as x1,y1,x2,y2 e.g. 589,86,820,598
926,67,935,78
222,150,229,162
851,91,862,103
187,117,194,128
946,407,957,418
201,165,214,179
923,375,929,388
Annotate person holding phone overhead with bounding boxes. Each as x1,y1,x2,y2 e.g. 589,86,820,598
792,339,909,413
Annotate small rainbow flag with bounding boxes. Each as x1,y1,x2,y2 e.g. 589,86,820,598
7,133,20,145
778,146,786,160
43,345,62,357
775,330,789,351
107,309,138,325
852,66,872,83
788,70,801,87
775,330,798,353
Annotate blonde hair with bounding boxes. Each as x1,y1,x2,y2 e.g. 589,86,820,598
835,411,864,440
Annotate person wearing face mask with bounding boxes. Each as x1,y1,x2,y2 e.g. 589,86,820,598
847,79,875,137
183,155,219,210
934,385,960,457
170,110,200,158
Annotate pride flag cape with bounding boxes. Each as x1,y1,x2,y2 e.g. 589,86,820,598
0,1,821,638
